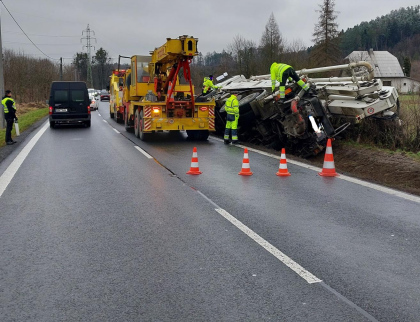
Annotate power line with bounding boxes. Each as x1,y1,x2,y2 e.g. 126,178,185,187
0,0,58,60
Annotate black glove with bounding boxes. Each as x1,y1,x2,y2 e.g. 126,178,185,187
14,117,18,122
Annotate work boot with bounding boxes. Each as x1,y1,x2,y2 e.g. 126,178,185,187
232,140,239,144
224,140,230,145
6,141,14,145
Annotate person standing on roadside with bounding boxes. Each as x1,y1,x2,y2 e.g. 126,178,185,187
224,92,239,144
2,90,17,145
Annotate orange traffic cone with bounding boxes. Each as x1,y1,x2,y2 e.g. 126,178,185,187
318,139,339,177
238,148,253,176
276,148,291,176
186,147,202,175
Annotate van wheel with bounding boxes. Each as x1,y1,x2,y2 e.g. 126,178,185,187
85,120,91,127
50,121,55,128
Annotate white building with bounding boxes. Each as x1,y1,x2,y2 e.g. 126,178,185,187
345,49,420,94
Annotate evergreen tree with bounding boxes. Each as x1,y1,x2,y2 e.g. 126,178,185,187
403,57,411,77
259,13,284,70
311,0,341,66
73,52,89,82
93,48,111,89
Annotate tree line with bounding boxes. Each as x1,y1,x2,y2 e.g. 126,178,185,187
4,0,419,103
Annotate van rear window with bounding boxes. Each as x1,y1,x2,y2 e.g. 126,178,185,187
54,90,68,103
71,90,85,102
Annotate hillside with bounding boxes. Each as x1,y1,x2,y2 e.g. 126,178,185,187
340,5,420,79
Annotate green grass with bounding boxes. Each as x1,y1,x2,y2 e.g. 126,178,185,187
0,107,49,148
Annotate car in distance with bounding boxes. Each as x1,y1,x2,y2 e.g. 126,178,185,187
48,81,91,128
100,90,110,101
90,96,99,110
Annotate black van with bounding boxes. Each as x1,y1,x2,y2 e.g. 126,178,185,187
48,81,91,128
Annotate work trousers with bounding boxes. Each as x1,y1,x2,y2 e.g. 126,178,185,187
224,114,239,141
279,67,301,87
5,118,13,143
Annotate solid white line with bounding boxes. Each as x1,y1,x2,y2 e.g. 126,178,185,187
103,120,107,123
113,129,120,134
215,208,321,284
210,137,420,204
0,122,49,199
134,146,153,159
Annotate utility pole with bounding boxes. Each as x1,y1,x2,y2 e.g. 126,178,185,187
81,24,96,88
0,9,5,129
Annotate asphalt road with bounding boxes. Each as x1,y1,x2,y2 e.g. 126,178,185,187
0,101,419,322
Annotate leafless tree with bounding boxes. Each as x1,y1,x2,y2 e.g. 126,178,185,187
228,35,258,77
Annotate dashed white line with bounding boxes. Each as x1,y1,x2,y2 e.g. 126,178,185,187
98,113,101,116
0,122,48,199
103,120,108,123
113,129,120,134
134,146,153,159
214,208,322,284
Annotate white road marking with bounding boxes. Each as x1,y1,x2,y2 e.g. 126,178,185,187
103,120,108,123
98,113,101,116
214,208,321,284
134,146,153,159
0,122,49,199
211,137,420,204
113,129,120,134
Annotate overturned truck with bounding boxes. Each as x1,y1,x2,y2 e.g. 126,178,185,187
200,62,400,157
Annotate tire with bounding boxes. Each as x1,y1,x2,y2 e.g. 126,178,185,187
49,121,55,128
85,120,91,127
134,109,140,138
198,130,209,141
238,92,260,114
138,110,148,141
124,108,132,132
186,130,198,140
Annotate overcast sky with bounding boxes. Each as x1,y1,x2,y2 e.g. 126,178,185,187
1,0,419,64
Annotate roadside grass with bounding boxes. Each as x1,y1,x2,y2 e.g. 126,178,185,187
0,106,48,148
341,140,420,162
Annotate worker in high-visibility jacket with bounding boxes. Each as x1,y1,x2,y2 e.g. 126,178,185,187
202,75,219,94
224,93,239,144
2,90,17,145
270,63,309,103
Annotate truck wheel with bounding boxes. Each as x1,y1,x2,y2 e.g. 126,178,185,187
124,108,132,132
134,109,140,138
110,105,114,118
50,121,55,128
198,130,209,141
138,110,148,141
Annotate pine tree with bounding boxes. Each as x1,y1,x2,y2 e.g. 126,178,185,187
259,13,284,70
403,57,411,77
311,0,341,66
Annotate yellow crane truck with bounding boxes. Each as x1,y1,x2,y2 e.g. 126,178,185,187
109,69,126,122
117,35,216,140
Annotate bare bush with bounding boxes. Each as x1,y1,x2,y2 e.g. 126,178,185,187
3,49,59,103
345,96,420,152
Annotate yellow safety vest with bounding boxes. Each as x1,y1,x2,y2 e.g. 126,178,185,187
2,97,16,114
